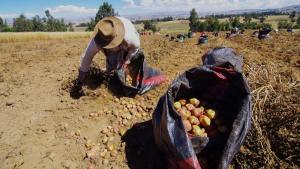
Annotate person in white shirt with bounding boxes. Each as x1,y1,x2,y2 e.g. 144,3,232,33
77,16,140,82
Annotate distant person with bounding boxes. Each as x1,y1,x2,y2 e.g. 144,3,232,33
198,32,208,44
213,32,219,37
78,16,140,81
258,28,271,40
287,28,294,33
231,27,239,34
252,31,259,37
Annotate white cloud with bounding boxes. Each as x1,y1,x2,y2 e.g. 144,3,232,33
46,5,97,14
0,12,37,19
122,0,300,13
122,0,135,7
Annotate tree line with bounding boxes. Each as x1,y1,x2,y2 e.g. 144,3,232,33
0,10,73,32
189,8,300,32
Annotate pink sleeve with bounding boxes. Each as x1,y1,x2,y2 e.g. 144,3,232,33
80,39,101,72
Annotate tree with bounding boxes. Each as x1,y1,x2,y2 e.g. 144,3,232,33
289,11,296,22
189,8,198,32
206,17,220,31
86,2,118,31
0,17,3,27
86,18,96,31
68,23,74,32
44,10,67,32
143,20,159,32
259,16,265,23
95,2,117,22
0,16,3,31
230,16,240,28
13,14,33,32
278,20,293,29
297,16,300,25
32,15,45,31
243,16,252,23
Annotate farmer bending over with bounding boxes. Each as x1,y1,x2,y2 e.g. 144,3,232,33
78,16,140,82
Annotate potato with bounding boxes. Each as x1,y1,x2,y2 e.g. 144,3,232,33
191,107,204,117
200,115,211,127
192,125,205,136
185,104,195,111
185,110,191,117
179,99,187,106
200,132,208,137
183,120,192,132
173,102,181,110
188,116,200,125
206,109,216,119
189,98,200,107
178,108,190,119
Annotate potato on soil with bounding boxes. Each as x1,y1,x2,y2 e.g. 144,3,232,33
185,104,195,111
173,101,181,110
183,119,192,132
205,109,216,119
179,99,187,106
188,116,200,125
191,107,204,117
189,98,200,107
200,115,211,127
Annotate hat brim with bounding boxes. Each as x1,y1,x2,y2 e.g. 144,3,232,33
92,17,125,49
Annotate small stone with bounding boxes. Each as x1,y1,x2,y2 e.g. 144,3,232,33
135,113,142,118
75,130,81,136
47,152,56,161
122,119,128,126
107,144,114,151
107,126,113,131
64,123,68,130
100,149,107,157
114,98,120,102
125,113,132,120
113,111,119,117
6,101,14,106
101,128,109,134
102,136,108,144
89,112,98,117
85,139,94,149
137,107,143,112
110,150,118,157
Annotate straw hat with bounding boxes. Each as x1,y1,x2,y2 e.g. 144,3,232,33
92,17,125,49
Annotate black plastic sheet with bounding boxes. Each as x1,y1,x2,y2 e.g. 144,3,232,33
152,47,251,169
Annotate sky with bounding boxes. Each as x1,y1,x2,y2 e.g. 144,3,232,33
0,0,299,19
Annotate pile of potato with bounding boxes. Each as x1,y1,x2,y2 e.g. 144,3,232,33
174,98,216,137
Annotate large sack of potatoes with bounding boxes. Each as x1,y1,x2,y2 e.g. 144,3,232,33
110,50,167,97
152,47,251,169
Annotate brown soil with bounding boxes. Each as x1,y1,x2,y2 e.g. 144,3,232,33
0,31,299,169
